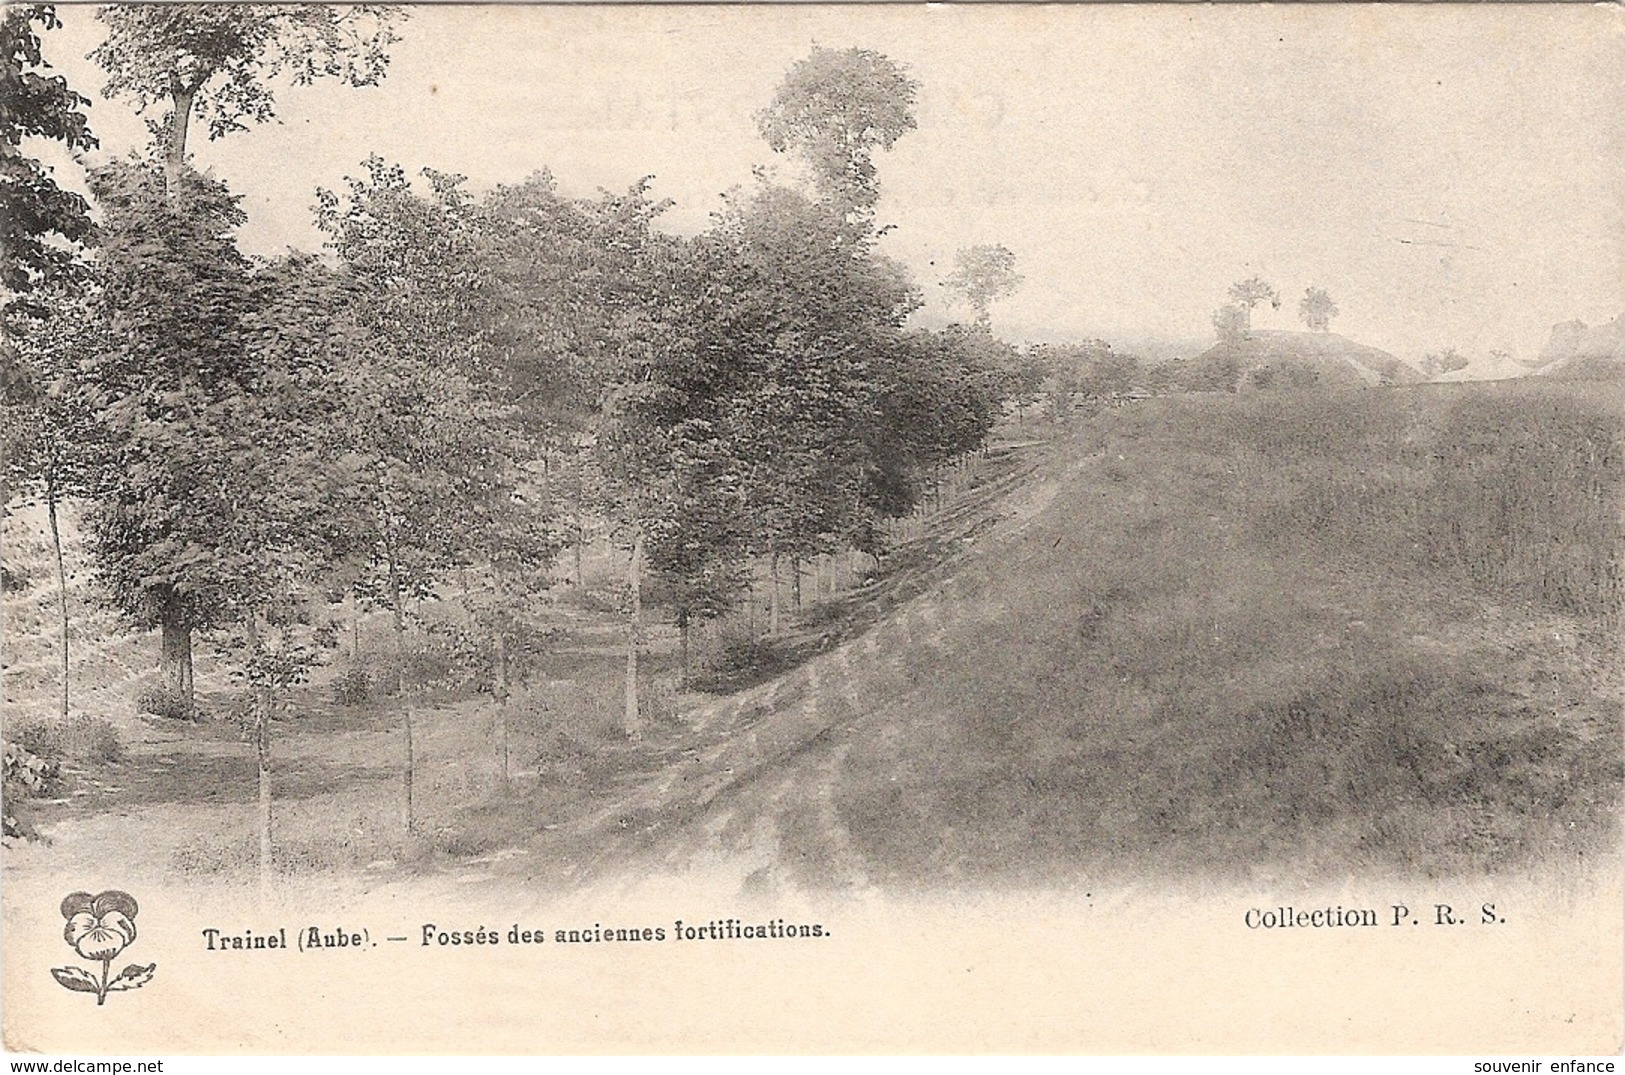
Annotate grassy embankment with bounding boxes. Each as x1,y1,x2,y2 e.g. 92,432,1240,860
817,377,1622,885
4,375,1620,887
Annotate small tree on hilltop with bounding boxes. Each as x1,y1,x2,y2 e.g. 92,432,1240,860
1226,276,1279,333
1299,286,1338,332
942,244,1023,331
1421,347,1470,377
1213,302,1249,344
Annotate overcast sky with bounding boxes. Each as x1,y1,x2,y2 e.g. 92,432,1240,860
32,4,1624,363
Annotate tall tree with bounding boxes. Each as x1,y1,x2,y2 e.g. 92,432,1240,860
586,213,694,736
92,3,403,191
81,159,262,713
941,244,1022,330
216,252,359,889
1298,286,1338,332
1,3,97,322
80,4,404,704
1,289,101,719
756,45,918,217
2,4,99,719
316,159,549,822
701,183,920,626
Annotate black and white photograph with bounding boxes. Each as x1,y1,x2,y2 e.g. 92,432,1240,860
2,2,1620,1058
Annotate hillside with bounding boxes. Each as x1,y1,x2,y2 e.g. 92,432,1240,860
4,380,1620,893
1535,314,1625,377
500,378,1618,890
1188,330,1421,391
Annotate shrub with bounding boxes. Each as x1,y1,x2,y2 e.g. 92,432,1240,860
12,716,123,765
136,685,195,721
63,716,122,763
11,718,63,760
1,561,31,590
3,740,59,797
332,665,373,706
3,740,60,841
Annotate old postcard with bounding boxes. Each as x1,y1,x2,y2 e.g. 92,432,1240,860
2,2,1621,1057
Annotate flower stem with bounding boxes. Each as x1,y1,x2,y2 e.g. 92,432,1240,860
97,957,109,1005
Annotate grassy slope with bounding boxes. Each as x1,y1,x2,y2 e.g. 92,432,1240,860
527,377,1622,889
836,382,1619,886
1190,330,1422,389
5,377,1621,892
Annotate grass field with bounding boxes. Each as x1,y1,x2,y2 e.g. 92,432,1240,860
3,374,1620,892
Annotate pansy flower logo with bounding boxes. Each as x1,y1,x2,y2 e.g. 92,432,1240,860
51,890,156,1005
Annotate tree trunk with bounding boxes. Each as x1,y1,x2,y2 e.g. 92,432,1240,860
623,532,643,739
46,485,68,720
165,84,196,196
245,617,273,898
678,616,690,688
349,593,362,663
769,549,781,635
387,552,415,832
573,521,584,588
159,597,194,713
493,622,509,788
792,557,802,612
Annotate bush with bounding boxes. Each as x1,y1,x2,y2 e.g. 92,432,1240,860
136,685,195,721
12,715,123,765
11,718,62,760
332,665,373,706
3,740,60,841
66,716,122,764
3,740,59,797
1,561,31,591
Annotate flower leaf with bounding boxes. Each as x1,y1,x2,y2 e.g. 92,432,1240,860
107,963,155,991
51,966,100,993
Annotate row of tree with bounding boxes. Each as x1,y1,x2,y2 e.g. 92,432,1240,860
3,8,1009,860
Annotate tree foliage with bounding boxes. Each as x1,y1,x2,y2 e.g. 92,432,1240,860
1298,286,1338,332
93,4,403,139
1228,276,1280,314
942,244,1022,329
92,3,403,182
757,45,918,215
1225,276,1279,335
80,159,264,638
30,32,1007,783
1,4,97,320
